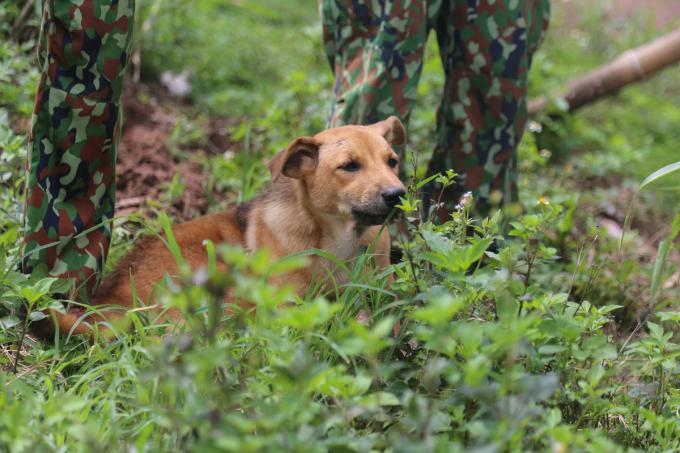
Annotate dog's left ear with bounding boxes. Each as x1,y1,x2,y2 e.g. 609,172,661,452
267,136,320,183
370,116,407,146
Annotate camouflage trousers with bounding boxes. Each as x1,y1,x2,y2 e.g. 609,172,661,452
321,0,550,214
22,0,135,303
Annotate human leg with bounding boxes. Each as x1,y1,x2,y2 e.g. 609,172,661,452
22,0,135,302
321,0,435,128
428,0,550,215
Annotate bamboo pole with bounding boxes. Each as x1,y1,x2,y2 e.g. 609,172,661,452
529,27,680,116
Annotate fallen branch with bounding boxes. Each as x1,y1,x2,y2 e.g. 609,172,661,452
117,196,146,209
529,28,680,116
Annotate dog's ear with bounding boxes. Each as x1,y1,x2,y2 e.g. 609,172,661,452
370,116,407,146
267,136,319,183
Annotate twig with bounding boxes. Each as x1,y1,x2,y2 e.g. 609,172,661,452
618,309,652,355
117,196,146,209
11,1,34,41
402,242,421,296
12,320,28,374
519,239,538,317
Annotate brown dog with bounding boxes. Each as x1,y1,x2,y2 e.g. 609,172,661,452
45,117,407,337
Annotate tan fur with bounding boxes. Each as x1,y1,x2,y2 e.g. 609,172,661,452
40,117,407,338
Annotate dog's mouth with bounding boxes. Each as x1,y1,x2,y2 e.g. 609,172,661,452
351,208,391,225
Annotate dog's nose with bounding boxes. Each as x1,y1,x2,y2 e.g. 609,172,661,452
381,187,406,208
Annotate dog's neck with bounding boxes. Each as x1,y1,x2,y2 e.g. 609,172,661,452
244,178,361,261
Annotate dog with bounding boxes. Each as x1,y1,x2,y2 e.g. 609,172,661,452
42,116,407,338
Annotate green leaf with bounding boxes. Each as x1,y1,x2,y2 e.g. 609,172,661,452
640,161,680,190
538,345,568,355
596,344,618,360
278,297,339,330
307,368,371,398
267,254,308,276
463,355,490,387
28,311,47,322
415,173,439,190
545,408,562,427
461,238,493,269
0,227,18,246
410,293,464,326
657,311,680,322
50,278,73,295
357,392,400,408
649,213,680,305
0,316,21,329
599,304,623,315
622,163,680,250
203,239,217,275
421,229,453,256
647,321,664,340
587,364,605,387
19,287,41,304
371,317,395,339
34,277,60,295
496,290,518,322
422,232,492,273
159,212,187,274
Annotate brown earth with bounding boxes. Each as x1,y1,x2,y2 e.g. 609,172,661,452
612,0,680,27
115,83,238,220
557,0,680,28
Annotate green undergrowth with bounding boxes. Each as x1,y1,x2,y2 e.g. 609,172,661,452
1,1,680,451
1,192,679,451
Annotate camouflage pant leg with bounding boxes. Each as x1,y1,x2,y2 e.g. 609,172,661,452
321,0,437,128
428,0,550,214
22,0,135,303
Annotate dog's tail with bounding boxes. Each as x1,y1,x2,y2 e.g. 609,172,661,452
32,308,94,339
53,309,94,336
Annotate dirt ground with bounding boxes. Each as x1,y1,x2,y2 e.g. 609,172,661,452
115,83,236,220
558,0,680,27
614,0,680,26
614,0,680,27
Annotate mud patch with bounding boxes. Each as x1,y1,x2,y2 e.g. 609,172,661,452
115,83,238,220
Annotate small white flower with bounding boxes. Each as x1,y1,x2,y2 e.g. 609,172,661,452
527,120,543,133
458,191,473,210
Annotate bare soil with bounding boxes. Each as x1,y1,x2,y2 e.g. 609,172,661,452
613,0,680,27
557,0,680,28
115,83,238,220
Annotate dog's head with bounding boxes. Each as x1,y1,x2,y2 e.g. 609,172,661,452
268,117,407,225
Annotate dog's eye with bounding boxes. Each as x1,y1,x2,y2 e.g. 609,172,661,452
339,161,361,172
388,157,398,168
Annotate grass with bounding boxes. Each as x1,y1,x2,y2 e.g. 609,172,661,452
0,1,679,451
136,0,327,117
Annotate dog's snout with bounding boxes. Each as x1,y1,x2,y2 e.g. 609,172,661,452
381,187,406,208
